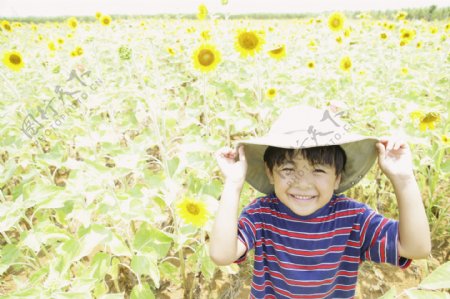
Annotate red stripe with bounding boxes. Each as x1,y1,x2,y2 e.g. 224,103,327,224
253,266,358,287
247,206,365,224
370,218,388,248
254,253,359,271
380,236,386,263
239,217,256,237
256,238,346,257
360,212,374,246
251,279,355,299
255,223,353,239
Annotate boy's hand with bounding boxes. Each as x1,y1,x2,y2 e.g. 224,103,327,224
376,137,415,182
215,145,247,186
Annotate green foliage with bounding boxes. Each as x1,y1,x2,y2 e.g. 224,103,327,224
380,262,450,298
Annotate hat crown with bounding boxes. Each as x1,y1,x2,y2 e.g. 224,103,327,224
267,106,348,149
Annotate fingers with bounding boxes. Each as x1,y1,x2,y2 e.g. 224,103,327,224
215,145,246,162
237,145,246,162
378,137,408,152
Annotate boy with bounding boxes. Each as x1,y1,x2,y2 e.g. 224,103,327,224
209,106,430,298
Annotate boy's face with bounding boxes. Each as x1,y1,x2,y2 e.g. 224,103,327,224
265,153,341,216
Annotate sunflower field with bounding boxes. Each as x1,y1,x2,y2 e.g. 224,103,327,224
0,6,449,299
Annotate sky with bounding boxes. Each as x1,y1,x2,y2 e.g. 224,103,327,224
0,0,449,17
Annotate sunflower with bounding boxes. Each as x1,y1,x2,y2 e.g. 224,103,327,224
70,46,84,57
2,50,24,71
192,44,221,72
1,20,12,32
328,12,345,32
167,47,176,56
100,15,112,26
48,41,57,51
441,135,449,144
339,56,352,72
67,17,78,29
95,12,102,19
396,11,407,20
197,4,208,20
380,32,388,40
200,30,211,40
419,112,440,131
400,28,415,42
235,29,265,57
267,44,286,60
176,198,208,227
410,111,440,131
266,88,277,99
307,60,315,69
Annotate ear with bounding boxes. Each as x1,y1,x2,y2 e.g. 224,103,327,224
265,163,274,184
334,174,342,191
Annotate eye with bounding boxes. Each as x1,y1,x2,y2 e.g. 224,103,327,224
314,168,325,173
281,167,295,174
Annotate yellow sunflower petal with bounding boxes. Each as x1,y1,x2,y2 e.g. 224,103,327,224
235,29,265,57
2,50,24,71
176,198,208,227
192,44,221,73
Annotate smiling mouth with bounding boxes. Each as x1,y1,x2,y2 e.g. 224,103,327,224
290,194,317,201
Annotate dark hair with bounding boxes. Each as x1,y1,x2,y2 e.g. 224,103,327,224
263,146,346,177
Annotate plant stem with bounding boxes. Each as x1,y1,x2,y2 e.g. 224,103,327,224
1,231,12,244
0,71,20,100
179,247,187,294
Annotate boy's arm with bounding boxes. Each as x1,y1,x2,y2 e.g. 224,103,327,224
209,146,248,266
376,138,431,259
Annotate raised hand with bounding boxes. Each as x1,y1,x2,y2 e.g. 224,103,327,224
376,137,415,183
215,145,248,186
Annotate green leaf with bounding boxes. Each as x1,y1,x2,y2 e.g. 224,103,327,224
419,261,450,290
52,291,92,299
133,224,173,258
109,257,120,281
76,225,111,260
130,283,155,299
405,289,450,299
0,158,17,188
108,232,132,257
89,252,111,280
97,293,125,299
167,157,180,177
0,243,22,275
130,254,160,288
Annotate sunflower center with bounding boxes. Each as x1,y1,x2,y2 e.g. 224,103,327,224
198,49,214,66
103,18,110,25
270,47,283,55
186,203,200,215
422,113,439,123
239,33,258,50
9,54,21,65
332,19,341,27
344,61,351,68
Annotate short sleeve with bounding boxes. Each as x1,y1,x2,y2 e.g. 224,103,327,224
235,204,258,264
360,208,412,269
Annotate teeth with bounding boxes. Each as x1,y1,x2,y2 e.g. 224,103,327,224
292,195,315,200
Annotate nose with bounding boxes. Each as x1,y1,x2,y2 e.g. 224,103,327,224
287,169,311,187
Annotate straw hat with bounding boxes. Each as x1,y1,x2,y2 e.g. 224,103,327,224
237,105,378,194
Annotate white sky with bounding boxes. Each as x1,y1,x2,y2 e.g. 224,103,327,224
0,0,449,17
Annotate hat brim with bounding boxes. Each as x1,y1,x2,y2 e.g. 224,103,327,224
238,134,378,194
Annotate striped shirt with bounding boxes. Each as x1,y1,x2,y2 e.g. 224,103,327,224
236,193,411,299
